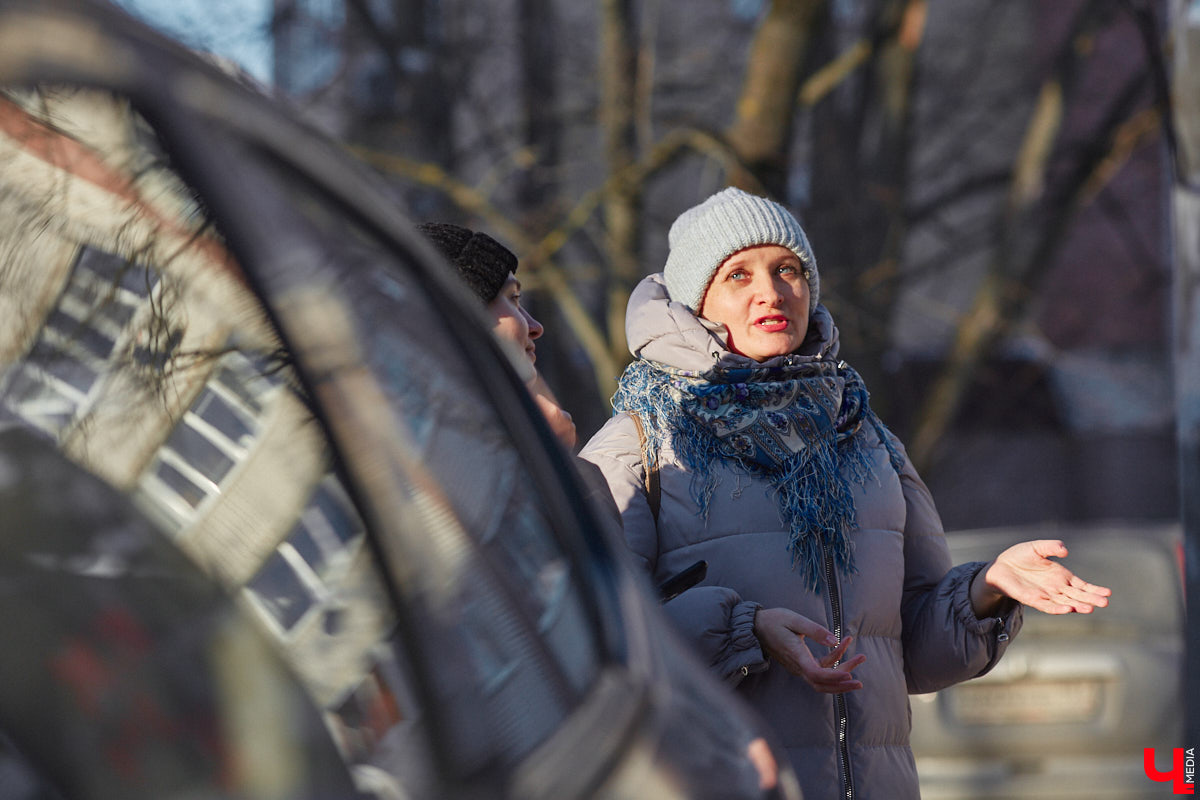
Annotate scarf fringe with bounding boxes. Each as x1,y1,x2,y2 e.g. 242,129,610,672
613,358,900,594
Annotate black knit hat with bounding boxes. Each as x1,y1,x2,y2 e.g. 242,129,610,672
417,222,518,303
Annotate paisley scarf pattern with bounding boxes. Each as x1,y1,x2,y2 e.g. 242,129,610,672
612,356,903,593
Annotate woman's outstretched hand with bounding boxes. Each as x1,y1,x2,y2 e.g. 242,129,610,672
971,539,1112,617
753,607,866,693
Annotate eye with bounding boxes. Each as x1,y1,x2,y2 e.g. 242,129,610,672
777,263,797,276
727,269,748,281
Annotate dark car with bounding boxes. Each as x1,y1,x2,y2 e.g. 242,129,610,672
909,521,1184,800
0,1,801,798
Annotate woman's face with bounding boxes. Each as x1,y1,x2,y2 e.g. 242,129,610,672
488,273,543,368
699,245,810,362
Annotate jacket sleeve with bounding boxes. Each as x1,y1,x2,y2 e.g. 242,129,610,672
580,414,768,684
890,437,1024,695
663,587,766,684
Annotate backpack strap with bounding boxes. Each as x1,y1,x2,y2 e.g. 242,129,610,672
629,413,660,522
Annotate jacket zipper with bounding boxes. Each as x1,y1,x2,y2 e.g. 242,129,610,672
823,539,854,800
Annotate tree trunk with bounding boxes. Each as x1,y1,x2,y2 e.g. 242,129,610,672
599,0,642,362
517,0,560,215
726,0,826,196
907,0,1152,469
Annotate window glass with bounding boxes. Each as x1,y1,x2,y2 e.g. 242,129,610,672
255,190,604,774
0,426,365,799
190,385,257,445
248,549,317,631
0,86,419,797
0,244,158,437
163,419,237,482
152,459,210,510
0,80,609,792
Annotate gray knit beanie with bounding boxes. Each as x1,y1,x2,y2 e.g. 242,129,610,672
663,187,818,314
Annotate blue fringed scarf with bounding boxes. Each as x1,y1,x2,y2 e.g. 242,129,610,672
612,356,904,593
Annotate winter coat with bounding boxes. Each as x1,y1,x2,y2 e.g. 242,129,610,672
579,274,1022,800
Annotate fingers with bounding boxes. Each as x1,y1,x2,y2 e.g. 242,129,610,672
755,607,837,648
817,634,862,668
802,660,865,693
817,635,852,667
745,738,779,791
806,635,866,693
1044,569,1112,613
754,608,866,692
1028,579,1113,614
993,540,1115,616
1028,597,1076,615
1069,574,1112,598
784,614,838,648
1064,578,1111,610
1030,539,1069,560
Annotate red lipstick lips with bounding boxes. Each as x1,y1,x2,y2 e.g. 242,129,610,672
755,315,789,332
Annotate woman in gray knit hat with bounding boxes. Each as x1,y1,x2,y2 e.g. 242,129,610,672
579,187,1111,800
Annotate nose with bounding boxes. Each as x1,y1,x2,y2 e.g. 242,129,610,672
522,307,544,340
752,272,785,305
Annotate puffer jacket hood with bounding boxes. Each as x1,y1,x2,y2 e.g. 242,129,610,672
582,275,1022,800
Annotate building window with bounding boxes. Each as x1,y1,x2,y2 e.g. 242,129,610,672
0,246,155,436
245,476,367,635
137,351,278,532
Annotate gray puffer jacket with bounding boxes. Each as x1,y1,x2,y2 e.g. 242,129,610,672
580,274,1021,800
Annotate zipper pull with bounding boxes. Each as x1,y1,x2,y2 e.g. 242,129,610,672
995,616,1010,643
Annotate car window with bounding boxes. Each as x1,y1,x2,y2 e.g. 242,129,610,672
0,81,606,793
0,84,421,791
219,125,605,777
0,425,365,800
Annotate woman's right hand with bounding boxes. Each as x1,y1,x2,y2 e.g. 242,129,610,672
753,607,866,693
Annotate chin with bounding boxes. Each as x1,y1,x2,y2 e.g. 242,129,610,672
751,342,800,361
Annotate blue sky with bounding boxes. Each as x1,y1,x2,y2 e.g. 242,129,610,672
113,0,274,82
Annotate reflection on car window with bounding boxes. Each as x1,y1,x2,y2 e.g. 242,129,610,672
139,351,279,533
1,246,157,436
0,86,420,796
0,81,609,793
0,728,58,800
247,122,604,773
246,475,367,636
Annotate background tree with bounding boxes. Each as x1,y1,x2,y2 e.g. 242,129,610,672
201,0,1179,530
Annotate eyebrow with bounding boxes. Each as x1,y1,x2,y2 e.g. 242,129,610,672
721,252,800,271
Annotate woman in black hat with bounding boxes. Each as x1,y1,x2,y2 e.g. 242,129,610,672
417,222,576,449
